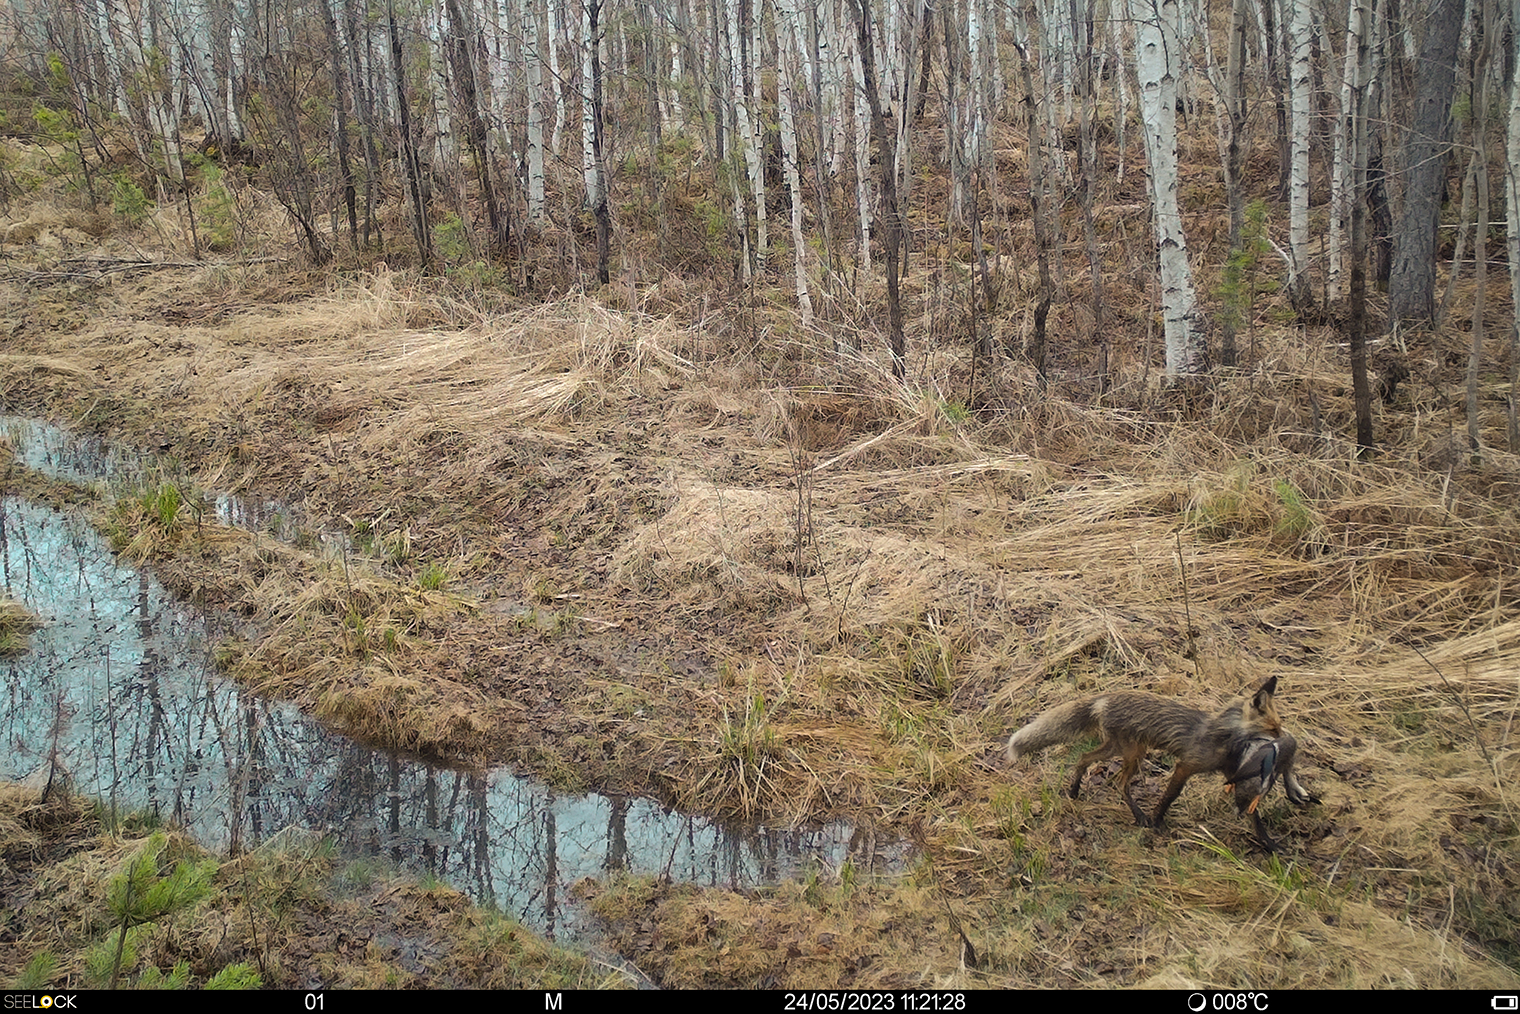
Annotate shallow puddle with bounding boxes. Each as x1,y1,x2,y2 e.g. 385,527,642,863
0,418,900,940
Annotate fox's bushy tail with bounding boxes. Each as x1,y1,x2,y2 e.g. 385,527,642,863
1005,699,1099,763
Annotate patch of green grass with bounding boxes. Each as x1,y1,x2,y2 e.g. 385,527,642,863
418,561,448,591
1189,460,1263,540
338,857,383,893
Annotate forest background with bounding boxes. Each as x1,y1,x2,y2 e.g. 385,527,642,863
0,0,1518,991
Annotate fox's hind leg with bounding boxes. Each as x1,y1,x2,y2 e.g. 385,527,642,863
1117,742,1155,826
1067,738,1124,799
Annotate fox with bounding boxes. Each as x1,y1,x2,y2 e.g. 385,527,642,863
1005,676,1317,846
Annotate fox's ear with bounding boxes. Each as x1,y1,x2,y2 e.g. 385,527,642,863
1253,676,1278,707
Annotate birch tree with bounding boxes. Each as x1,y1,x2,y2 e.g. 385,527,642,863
776,0,814,321
1327,0,1362,301
1287,0,1314,312
1130,0,1206,377
726,0,766,271
848,0,905,377
581,0,611,283
1465,0,1495,456
523,0,547,225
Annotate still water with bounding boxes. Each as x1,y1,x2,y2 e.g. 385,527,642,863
0,418,897,940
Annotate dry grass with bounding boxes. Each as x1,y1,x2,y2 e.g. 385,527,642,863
0,597,39,655
0,132,1517,988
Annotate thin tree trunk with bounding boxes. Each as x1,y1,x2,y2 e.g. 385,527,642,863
1288,0,1314,312
847,0,905,378
582,0,611,283
524,0,546,225
1130,0,1206,378
776,0,813,322
1014,34,1053,389
390,0,433,267
1257,0,1291,202
321,0,358,253
1220,0,1248,366
1506,0,1520,449
1348,0,1375,455
1467,0,1494,457
445,0,509,255
1078,0,1105,385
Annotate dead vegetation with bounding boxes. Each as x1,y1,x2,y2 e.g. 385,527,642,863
0,129,1517,988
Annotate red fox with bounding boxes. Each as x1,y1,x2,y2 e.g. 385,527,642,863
1005,677,1316,846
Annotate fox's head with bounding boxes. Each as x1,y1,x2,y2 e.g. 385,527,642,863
1248,676,1285,737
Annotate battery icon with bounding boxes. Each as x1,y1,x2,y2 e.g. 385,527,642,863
1493,998,1518,1010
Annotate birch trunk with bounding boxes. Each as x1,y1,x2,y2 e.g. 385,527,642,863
726,0,767,269
851,16,872,272
848,0,905,377
581,0,611,283
1287,0,1313,311
524,0,546,224
1328,0,1364,301
427,0,457,173
549,0,566,156
1130,0,1205,377
776,0,814,321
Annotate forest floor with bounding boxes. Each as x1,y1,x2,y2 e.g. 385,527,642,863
1,156,1519,988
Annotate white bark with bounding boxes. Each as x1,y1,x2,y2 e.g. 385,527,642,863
776,0,814,321
524,0,546,223
92,0,132,122
1329,0,1368,301
1288,0,1313,306
1112,11,1128,182
486,0,515,160
726,0,766,266
966,0,987,172
827,0,849,176
851,16,872,271
668,12,687,127
427,0,457,171
581,0,602,208
178,0,219,136
549,0,566,155
1130,0,1204,376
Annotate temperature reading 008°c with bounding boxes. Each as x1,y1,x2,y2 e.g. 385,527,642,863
1188,993,1268,1012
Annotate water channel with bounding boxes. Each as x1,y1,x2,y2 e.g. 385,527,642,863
0,416,899,942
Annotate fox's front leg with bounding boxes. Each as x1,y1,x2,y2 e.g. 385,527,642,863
1147,762,1200,828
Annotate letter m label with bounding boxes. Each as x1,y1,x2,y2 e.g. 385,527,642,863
545,994,563,1011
